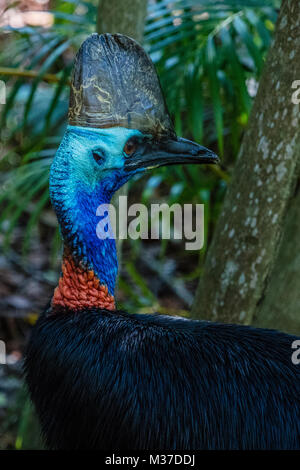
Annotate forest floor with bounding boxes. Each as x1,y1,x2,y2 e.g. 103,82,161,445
0,224,55,449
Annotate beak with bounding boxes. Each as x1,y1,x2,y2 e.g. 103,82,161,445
124,136,219,172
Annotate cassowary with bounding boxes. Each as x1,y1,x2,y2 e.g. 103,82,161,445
25,33,300,450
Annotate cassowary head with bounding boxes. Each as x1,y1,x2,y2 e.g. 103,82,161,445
48,33,220,304
50,33,218,205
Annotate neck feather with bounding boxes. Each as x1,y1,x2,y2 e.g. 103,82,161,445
50,132,118,312
52,247,115,311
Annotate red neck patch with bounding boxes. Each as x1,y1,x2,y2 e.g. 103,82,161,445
52,253,115,311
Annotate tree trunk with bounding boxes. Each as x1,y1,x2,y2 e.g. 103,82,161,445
191,0,300,335
253,183,300,334
97,0,147,43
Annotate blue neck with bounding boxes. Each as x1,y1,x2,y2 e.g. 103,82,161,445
50,133,118,296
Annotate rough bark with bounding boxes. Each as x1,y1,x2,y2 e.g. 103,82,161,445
253,182,300,334
97,0,147,43
192,0,300,332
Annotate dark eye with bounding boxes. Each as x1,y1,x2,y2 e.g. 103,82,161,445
92,149,105,164
124,137,138,156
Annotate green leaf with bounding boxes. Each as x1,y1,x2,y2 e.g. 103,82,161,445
233,16,263,74
205,36,223,155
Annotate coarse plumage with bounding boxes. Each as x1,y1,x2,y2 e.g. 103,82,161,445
25,307,300,450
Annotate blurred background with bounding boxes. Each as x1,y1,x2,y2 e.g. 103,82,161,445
0,0,283,449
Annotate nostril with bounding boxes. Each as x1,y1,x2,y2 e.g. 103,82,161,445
92,150,105,165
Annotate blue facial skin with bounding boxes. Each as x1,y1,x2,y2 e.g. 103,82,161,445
50,125,144,296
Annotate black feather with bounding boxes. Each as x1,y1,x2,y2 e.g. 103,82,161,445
24,307,300,450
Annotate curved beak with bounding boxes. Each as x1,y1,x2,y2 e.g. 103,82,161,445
124,136,219,172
